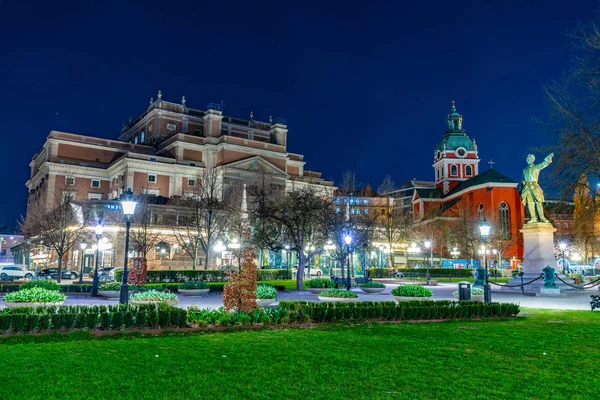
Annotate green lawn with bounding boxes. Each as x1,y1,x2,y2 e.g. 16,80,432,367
2,310,599,399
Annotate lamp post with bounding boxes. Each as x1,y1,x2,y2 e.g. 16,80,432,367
424,238,432,285
344,235,352,290
559,242,567,273
78,241,87,284
478,218,492,303
92,223,103,296
378,244,384,278
120,190,137,304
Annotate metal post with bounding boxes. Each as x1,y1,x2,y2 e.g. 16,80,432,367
120,218,131,304
346,245,351,290
483,238,491,303
561,250,565,274
426,252,430,286
92,236,100,296
79,247,85,284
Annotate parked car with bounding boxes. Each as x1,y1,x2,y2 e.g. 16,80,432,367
89,267,115,281
294,266,323,277
0,265,34,280
109,267,123,280
37,268,79,280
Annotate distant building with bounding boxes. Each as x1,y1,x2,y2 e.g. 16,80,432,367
412,102,524,264
20,92,334,271
0,231,24,264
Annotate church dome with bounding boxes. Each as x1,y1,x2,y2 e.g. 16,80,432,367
434,101,476,152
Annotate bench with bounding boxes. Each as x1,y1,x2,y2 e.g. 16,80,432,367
354,277,372,285
591,295,600,311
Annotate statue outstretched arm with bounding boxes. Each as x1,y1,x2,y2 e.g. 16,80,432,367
537,153,554,170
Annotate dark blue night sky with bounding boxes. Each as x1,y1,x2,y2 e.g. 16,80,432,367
0,0,595,228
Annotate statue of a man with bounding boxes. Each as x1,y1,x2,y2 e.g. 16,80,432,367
520,153,554,224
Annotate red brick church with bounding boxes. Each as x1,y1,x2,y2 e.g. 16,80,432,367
412,102,524,266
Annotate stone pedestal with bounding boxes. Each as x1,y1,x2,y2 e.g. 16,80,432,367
504,223,573,292
540,287,561,296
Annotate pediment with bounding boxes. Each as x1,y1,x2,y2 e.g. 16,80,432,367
223,156,288,177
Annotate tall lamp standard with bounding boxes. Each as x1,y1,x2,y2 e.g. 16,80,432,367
78,241,87,284
378,244,384,278
344,235,352,290
559,242,567,273
92,223,103,296
424,238,432,285
120,191,137,304
478,218,492,303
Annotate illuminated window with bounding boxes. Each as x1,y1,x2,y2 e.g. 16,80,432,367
65,176,75,186
167,122,176,131
134,136,138,144
364,209,369,215
140,131,145,142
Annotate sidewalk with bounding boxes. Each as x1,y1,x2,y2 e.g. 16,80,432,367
41,282,597,311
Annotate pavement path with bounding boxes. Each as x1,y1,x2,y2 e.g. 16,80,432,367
14,282,595,311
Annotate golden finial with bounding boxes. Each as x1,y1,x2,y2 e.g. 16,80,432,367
451,100,456,110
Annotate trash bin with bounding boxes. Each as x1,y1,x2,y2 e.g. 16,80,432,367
458,282,471,301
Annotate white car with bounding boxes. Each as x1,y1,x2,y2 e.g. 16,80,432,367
0,265,34,280
294,266,323,277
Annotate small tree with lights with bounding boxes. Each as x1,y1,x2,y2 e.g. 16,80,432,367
222,249,258,312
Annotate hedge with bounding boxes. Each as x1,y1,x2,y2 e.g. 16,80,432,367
0,304,187,334
115,269,290,283
186,300,520,327
278,300,520,322
257,269,290,281
368,268,474,278
0,284,92,294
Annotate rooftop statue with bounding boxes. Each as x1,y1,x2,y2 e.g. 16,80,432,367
520,153,554,224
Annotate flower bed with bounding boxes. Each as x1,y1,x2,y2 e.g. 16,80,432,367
391,284,433,301
318,289,359,302
177,281,210,297
358,282,386,294
4,288,66,308
256,285,278,307
129,290,179,306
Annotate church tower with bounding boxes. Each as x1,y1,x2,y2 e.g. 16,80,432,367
433,101,479,194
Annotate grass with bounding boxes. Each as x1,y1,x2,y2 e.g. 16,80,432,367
2,309,600,399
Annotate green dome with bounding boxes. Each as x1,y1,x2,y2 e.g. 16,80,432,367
435,133,476,152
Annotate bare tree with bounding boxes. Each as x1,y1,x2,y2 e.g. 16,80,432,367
377,175,397,195
339,170,359,196
541,17,600,202
378,207,413,267
172,167,232,270
447,204,480,268
128,187,163,264
20,193,86,283
255,185,334,290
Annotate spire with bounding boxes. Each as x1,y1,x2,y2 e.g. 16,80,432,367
446,100,463,133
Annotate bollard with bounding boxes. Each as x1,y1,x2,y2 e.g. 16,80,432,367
458,282,471,301
519,272,525,295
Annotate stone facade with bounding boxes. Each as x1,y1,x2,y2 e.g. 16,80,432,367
24,93,334,272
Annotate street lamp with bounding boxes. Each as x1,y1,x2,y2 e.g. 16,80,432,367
559,242,567,273
78,241,87,284
92,223,104,296
478,217,492,303
378,244,384,278
120,190,137,304
424,238,432,285
344,235,352,290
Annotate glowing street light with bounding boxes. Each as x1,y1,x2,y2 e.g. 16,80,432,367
478,217,492,303
119,190,137,304
344,235,352,290
92,222,104,296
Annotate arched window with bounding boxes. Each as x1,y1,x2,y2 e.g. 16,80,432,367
155,242,171,260
498,202,510,239
134,136,138,144
478,203,485,221
140,131,145,143
451,165,458,176
466,165,472,176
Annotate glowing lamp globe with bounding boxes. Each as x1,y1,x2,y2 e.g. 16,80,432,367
478,218,491,239
344,235,352,245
